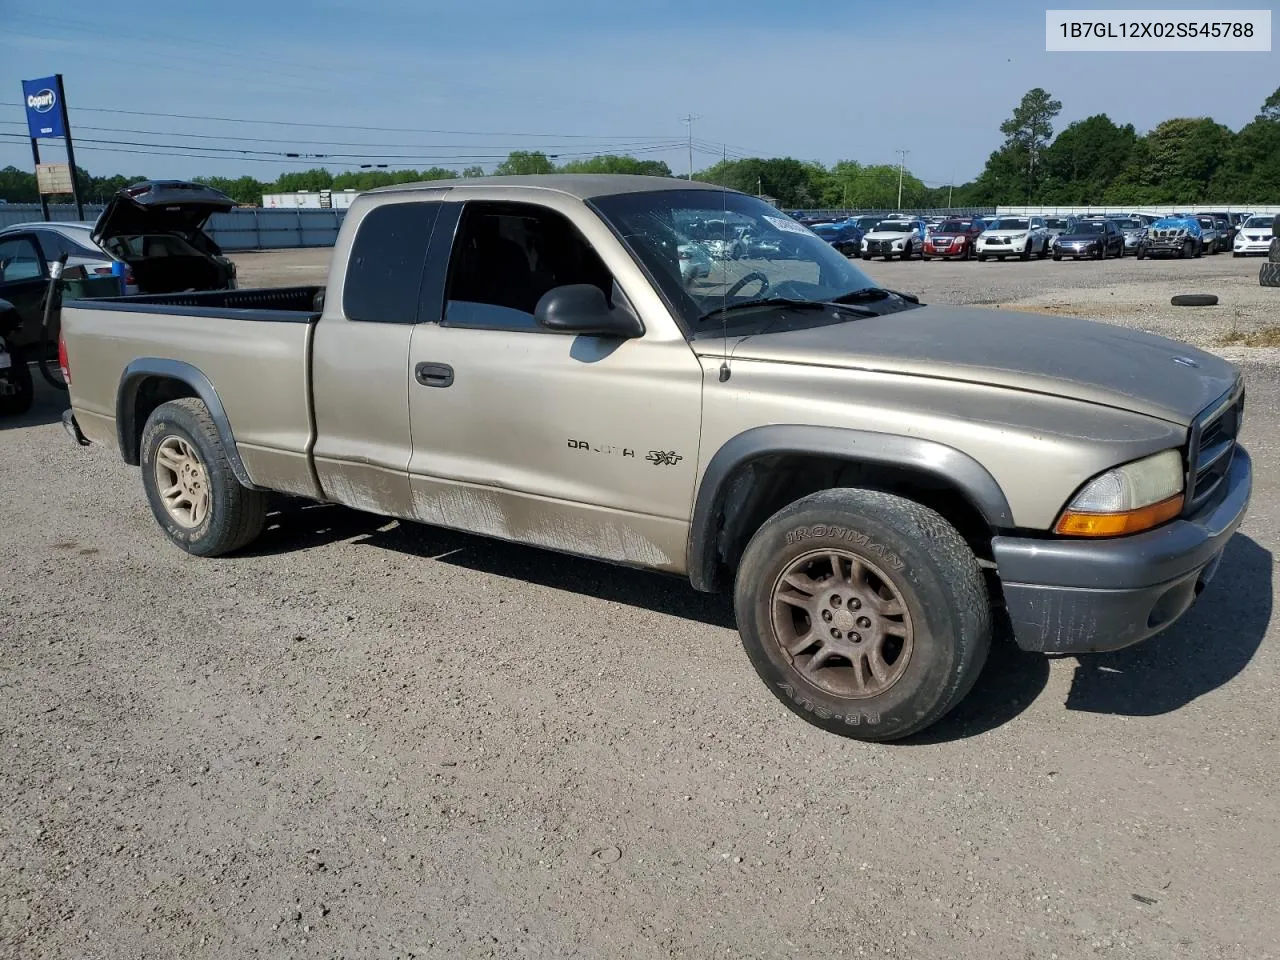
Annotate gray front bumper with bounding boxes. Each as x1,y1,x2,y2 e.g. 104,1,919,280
991,447,1252,654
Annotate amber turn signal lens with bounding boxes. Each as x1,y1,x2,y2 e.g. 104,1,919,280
1054,493,1184,537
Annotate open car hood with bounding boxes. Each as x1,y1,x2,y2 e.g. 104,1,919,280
92,180,234,245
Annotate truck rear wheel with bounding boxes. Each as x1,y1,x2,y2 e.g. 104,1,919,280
733,489,991,742
140,398,267,557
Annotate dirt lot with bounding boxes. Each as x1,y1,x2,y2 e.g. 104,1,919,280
3,250,1278,960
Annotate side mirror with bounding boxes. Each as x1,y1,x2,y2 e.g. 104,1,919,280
534,283,643,339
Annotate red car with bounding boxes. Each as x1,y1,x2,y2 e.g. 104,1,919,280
922,217,985,260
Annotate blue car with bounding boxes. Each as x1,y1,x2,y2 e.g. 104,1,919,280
1137,215,1205,259
809,220,864,257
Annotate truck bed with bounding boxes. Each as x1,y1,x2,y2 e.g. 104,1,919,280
69,285,324,322
60,285,323,498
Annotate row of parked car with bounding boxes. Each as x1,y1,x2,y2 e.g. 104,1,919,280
791,211,1277,263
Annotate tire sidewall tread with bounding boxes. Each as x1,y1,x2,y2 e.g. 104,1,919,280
734,488,991,742
140,398,266,557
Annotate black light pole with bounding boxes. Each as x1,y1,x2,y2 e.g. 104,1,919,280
55,75,84,220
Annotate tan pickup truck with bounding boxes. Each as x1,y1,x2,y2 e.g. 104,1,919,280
59,175,1251,741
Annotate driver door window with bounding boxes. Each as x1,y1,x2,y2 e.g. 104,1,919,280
0,236,45,283
443,202,613,332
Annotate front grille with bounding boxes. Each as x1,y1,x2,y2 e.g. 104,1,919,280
1186,384,1245,513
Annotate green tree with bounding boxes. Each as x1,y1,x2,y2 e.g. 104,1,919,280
694,157,823,207
461,166,486,178
494,151,555,176
0,165,38,202
1142,118,1232,201
557,154,672,177
273,168,334,193
1210,119,1280,202
193,175,266,205
994,88,1063,201
1258,85,1280,123
1040,114,1137,203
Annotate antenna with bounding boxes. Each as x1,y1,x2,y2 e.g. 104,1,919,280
719,142,732,383
680,114,702,180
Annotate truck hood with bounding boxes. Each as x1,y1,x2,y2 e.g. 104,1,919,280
864,229,917,241
92,180,234,246
694,305,1238,425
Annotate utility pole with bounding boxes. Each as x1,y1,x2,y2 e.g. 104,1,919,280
895,149,909,210
680,114,701,180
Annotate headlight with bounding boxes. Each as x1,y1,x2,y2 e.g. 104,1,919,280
1054,449,1185,537
892,240,903,248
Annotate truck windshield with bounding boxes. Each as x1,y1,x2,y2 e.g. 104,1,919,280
591,189,890,336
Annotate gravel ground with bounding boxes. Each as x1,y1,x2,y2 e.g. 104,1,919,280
2,250,1277,959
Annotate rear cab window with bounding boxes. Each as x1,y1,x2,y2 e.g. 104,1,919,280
343,201,442,323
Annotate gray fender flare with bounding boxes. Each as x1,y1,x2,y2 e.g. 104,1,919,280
686,424,1015,592
116,357,258,489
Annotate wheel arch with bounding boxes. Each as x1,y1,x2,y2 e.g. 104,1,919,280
116,358,258,489
686,425,1014,593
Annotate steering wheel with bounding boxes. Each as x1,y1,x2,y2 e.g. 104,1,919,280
724,271,769,300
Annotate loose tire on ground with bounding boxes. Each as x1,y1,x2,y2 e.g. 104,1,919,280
0,359,34,417
1269,238,1280,263
1170,293,1219,307
140,397,267,557
733,488,992,742
1260,262,1280,288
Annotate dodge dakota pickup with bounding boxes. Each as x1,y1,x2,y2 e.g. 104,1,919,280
59,175,1252,742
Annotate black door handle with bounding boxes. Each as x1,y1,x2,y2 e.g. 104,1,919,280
415,362,454,388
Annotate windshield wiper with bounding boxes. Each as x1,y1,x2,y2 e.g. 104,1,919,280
696,297,830,324
829,286,920,305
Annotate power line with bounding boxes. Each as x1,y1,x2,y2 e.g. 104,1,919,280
0,101,674,142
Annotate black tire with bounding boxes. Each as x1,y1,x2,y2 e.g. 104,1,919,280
1233,252,1242,258
900,242,912,261
1269,239,1280,263
1037,241,1048,260
1179,240,1191,259
0,359,34,416
1170,293,1219,307
921,254,932,261
1136,245,1147,260
977,254,988,262
1260,262,1280,288
733,489,991,742
1052,252,1062,261
1194,241,1203,258
140,398,267,557
861,253,872,261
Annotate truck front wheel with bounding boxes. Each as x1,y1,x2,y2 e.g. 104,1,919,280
733,489,991,742
140,398,267,557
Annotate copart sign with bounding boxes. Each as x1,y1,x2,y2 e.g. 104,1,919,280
22,76,65,139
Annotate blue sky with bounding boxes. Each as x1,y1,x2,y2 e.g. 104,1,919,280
2,0,1275,187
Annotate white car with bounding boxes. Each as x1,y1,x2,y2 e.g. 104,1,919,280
1233,215,1275,256
860,219,926,260
976,216,1051,261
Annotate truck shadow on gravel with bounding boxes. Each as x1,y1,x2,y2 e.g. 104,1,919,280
910,533,1273,743
250,504,1271,737
0,369,66,431
1061,534,1272,717
251,500,737,629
